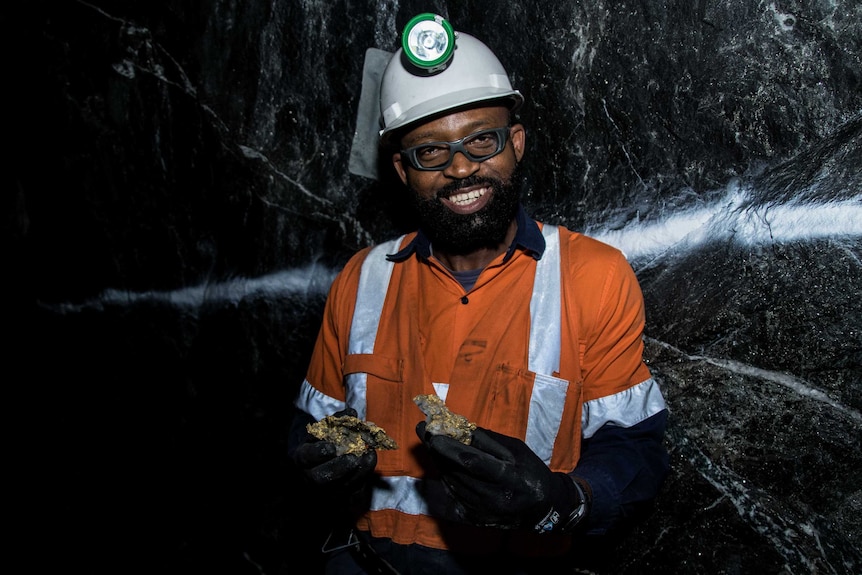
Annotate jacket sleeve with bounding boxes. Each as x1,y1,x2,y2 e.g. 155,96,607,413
568,241,669,534
573,409,669,534
291,249,372,419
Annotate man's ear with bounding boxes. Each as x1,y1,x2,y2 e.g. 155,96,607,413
510,123,526,162
392,152,408,184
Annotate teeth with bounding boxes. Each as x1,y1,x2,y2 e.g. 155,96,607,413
450,188,486,206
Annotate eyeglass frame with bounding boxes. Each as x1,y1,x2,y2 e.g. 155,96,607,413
398,126,512,171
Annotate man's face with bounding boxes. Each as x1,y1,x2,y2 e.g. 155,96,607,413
392,105,526,255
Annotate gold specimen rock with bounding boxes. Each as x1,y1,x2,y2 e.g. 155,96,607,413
307,414,398,455
414,394,477,445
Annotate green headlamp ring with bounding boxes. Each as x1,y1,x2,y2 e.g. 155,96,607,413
401,13,456,73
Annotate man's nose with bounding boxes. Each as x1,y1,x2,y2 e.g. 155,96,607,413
443,150,480,178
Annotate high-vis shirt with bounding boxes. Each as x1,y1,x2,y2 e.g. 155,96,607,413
293,206,668,554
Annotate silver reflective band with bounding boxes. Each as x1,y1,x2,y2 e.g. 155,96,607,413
400,126,510,171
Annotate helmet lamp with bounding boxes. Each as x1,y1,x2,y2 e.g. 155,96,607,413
402,13,455,73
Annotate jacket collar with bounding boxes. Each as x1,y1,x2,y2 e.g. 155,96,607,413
386,204,546,264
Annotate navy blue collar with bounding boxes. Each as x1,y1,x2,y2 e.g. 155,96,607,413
387,204,546,264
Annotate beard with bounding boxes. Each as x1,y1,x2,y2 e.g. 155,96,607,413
411,163,524,256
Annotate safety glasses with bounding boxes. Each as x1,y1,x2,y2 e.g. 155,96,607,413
399,126,511,171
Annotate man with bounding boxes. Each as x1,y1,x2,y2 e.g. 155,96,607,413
289,14,669,574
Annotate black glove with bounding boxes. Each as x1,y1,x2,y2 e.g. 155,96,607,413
294,408,377,493
417,422,589,533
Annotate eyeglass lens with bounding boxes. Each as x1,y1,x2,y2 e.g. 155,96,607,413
405,127,508,170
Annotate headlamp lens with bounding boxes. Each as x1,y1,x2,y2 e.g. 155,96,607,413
402,13,455,72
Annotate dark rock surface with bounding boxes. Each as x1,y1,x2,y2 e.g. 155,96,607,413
7,1,860,573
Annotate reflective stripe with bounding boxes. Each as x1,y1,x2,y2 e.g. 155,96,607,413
432,382,450,402
369,475,428,515
345,237,404,420
525,372,568,465
528,224,561,374
368,475,462,522
525,224,565,464
294,379,346,421
581,377,667,439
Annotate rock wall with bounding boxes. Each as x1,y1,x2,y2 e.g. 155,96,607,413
7,1,860,573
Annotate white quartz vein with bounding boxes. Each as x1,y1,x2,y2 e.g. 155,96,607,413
646,337,861,423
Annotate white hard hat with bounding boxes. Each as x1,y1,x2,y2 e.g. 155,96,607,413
378,15,523,145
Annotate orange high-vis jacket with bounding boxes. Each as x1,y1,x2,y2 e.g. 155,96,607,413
294,219,662,554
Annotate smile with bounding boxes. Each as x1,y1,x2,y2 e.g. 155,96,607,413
449,187,487,206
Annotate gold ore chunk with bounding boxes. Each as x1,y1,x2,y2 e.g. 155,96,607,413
307,415,398,456
414,394,477,445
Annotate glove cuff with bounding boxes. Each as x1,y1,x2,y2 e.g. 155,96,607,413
532,473,591,534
